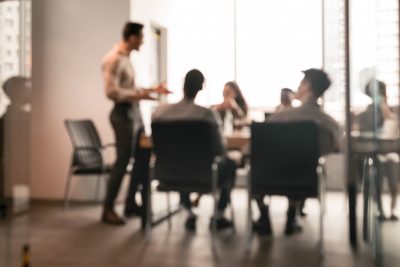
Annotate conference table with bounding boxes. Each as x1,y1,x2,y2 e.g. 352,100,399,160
139,130,251,150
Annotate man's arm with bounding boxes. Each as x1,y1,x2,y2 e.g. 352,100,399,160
102,57,154,102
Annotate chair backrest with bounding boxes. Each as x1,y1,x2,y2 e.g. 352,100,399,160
64,119,103,167
250,122,320,198
151,120,217,190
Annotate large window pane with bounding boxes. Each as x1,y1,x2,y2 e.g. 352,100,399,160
236,0,323,110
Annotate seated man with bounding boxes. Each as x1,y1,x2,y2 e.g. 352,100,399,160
152,69,236,231
254,68,341,236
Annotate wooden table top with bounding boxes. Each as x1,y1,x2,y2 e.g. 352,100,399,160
139,130,250,150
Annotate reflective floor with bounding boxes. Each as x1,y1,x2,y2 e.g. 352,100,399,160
0,191,376,267
378,195,400,267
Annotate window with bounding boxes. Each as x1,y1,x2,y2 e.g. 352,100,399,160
236,0,323,109
5,19,14,28
5,62,13,71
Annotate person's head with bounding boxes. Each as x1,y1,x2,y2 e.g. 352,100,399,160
122,22,144,51
365,79,387,100
224,81,248,115
183,69,205,99
280,88,294,106
296,68,331,101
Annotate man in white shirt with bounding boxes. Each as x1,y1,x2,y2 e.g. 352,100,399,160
101,22,168,225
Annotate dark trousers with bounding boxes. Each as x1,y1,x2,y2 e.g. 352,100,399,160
104,114,151,212
180,157,237,212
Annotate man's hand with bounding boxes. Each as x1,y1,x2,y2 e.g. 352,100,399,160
127,90,156,101
139,90,157,100
152,82,172,95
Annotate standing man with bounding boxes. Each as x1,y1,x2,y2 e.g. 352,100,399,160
101,21,169,225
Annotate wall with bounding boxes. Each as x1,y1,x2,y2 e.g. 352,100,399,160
31,0,130,200
131,0,235,106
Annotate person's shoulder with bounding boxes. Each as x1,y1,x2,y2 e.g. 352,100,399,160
152,103,174,118
268,107,298,122
101,47,120,66
197,104,216,115
321,111,340,128
189,104,218,123
152,109,164,122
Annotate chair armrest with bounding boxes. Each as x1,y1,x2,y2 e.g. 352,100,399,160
213,155,223,165
211,156,223,192
317,156,327,212
317,156,327,182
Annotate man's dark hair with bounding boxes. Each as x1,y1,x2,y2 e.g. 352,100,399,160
122,22,144,41
302,68,331,98
365,79,386,99
183,69,205,99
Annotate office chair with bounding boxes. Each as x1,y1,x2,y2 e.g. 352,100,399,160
247,122,326,254
63,119,115,209
147,120,235,247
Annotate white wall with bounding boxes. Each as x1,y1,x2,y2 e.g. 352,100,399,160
31,0,130,200
131,0,235,107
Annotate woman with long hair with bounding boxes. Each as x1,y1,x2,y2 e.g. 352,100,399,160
213,81,248,126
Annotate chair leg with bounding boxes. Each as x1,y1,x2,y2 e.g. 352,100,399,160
246,190,253,253
229,193,236,234
319,200,324,256
212,190,218,250
94,174,101,202
211,158,219,250
166,192,172,230
318,164,326,256
64,170,73,210
145,180,152,243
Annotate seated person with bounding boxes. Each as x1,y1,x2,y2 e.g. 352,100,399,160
212,81,249,167
188,82,249,207
212,81,248,130
152,69,236,231
253,69,341,236
355,79,398,220
275,88,295,113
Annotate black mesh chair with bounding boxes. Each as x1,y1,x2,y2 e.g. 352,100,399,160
146,120,235,246
247,122,326,253
64,119,115,209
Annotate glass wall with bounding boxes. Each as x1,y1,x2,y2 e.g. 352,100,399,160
0,0,31,265
338,0,400,265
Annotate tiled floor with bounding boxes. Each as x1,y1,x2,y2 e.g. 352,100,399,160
0,190,382,267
